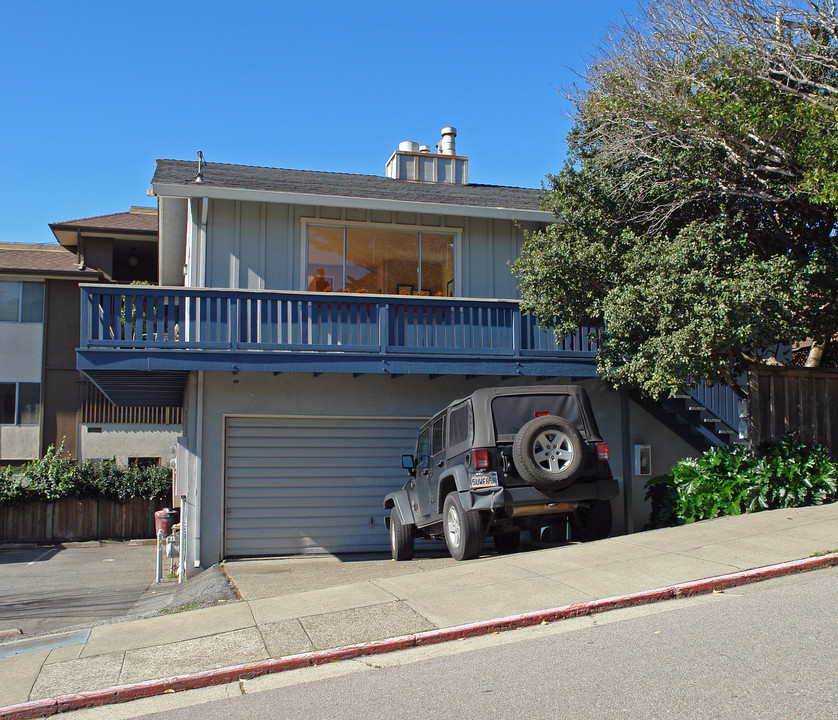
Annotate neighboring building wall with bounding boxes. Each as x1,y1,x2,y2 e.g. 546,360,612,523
0,322,42,381
202,199,538,299
0,426,39,461
79,424,180,466
0,298,43,463
42,279,82,457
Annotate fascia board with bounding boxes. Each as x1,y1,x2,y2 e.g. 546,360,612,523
152,183,554,223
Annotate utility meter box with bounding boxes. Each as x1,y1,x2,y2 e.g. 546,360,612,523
634,445,652,476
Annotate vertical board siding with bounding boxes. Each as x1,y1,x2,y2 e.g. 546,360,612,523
80,381,182,424
749,367,838,454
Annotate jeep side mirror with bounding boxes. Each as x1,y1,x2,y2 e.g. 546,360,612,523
401,454,416,471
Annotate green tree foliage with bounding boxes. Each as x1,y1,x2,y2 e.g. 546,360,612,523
0,444,172,505
514,0,838,397
645,433,838,526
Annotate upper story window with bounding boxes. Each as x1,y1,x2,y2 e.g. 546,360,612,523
0,281,44,322
306,224,455,296
0,382,40,425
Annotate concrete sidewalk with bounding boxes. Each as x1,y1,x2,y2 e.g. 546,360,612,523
2,503,837,716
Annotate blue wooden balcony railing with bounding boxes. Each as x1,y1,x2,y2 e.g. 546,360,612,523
78,285,742,429
79,285,601,362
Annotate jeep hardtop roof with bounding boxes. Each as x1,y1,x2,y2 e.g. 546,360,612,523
440,385,603,447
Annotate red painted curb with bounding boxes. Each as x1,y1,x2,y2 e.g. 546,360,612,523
2,552,836,720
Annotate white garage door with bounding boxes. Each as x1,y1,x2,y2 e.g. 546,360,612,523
224,416,420,556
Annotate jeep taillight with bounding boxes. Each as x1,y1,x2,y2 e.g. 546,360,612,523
471,449,490,469
596,442,610,461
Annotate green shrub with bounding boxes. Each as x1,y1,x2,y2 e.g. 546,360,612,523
0,444,171,505
645,433,838,527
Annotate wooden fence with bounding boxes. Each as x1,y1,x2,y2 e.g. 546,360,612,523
749,367,838,455
0,497,167,543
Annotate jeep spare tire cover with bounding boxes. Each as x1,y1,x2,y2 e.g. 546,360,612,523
512,414,584,492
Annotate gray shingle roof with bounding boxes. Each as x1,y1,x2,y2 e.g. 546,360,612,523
152,159,546,212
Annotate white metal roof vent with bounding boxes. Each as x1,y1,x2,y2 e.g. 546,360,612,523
385,127,468,184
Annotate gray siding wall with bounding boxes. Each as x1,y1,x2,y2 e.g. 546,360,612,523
159,197,187,287
204,199,537,299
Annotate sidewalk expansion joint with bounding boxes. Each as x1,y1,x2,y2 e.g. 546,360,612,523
2,552,836,720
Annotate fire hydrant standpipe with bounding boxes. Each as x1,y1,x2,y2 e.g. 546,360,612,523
155,529,164,583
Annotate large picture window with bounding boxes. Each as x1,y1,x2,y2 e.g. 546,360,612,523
306,224,455,296
0,382,40,425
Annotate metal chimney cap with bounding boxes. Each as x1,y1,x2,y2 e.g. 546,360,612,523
398,141,420,153
440,126,457,136
418,145,432,153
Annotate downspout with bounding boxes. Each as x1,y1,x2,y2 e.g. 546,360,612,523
193,200,207,567
193,370,204,567
199,197,208,287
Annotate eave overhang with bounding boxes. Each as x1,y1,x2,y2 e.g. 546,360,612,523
151,182,555,224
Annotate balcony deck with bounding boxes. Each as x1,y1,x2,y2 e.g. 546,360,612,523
77,286,600,406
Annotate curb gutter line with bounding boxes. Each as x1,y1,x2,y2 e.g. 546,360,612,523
2,552,837,720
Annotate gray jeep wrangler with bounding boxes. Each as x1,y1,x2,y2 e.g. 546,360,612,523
384,385,619,561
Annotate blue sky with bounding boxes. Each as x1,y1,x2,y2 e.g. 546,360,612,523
1,1,637,245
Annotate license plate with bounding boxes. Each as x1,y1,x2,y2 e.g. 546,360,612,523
470,471,499,489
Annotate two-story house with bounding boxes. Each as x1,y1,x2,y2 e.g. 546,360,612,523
0,210,181,469
49,208,182,466
76,129,739,569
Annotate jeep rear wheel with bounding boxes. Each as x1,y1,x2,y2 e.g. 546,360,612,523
569,500,612,542
390,508,415,561
443,492,485,561
513,415,584,492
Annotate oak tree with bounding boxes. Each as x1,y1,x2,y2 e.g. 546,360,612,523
515,0,838,397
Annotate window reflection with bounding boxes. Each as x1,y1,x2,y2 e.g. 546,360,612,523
307,226,343,292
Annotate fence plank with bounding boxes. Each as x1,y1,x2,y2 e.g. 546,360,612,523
748,367,838,456
0,498,167,542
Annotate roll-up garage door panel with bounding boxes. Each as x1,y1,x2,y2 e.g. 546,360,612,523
225,416,420,556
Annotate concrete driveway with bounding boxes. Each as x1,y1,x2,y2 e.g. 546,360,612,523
222,539,560,601
0,541,160,637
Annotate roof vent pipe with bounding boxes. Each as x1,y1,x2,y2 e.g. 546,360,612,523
418,145,432,153
398,141,420,153
438,127,457,155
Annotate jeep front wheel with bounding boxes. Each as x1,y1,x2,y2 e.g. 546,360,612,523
390,508,415,561
442,492,485,561
513,415,584,492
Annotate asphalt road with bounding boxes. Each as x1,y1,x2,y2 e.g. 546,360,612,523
105,568,837,720
0,542,160,637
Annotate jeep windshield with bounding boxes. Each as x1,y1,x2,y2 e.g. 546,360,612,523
491,394,583,439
